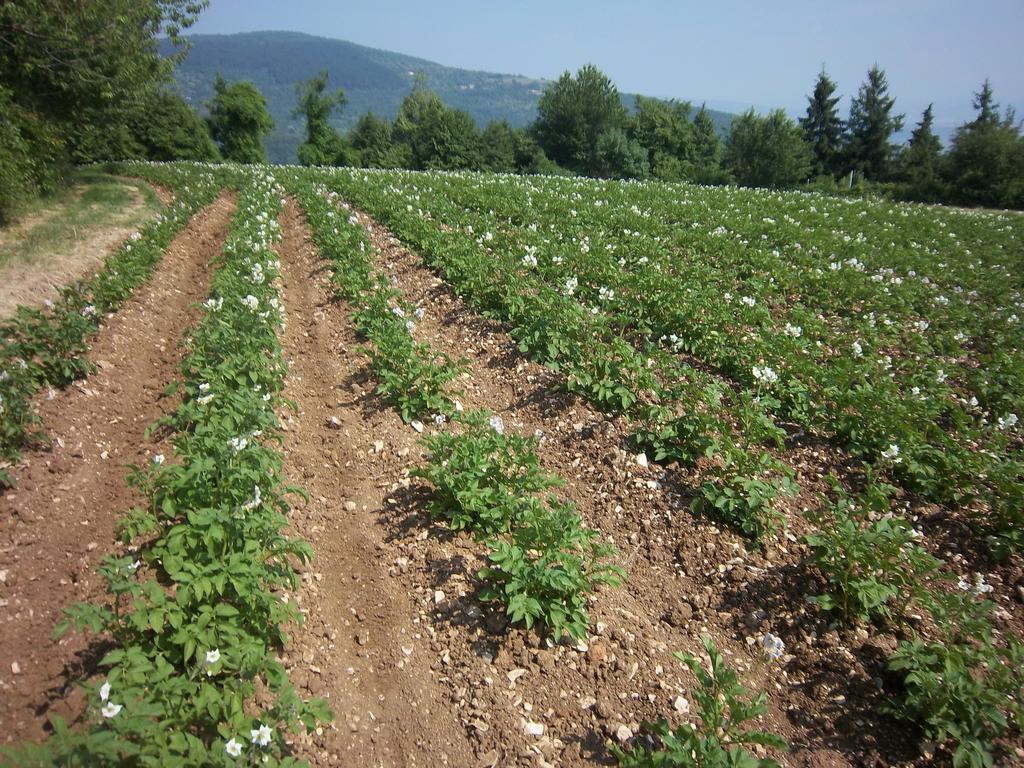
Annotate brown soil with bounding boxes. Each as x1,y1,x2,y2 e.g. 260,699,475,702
0,182,163,319
0,193,236,743
275,200,478,766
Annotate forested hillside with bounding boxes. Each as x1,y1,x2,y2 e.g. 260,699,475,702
163,31,734,163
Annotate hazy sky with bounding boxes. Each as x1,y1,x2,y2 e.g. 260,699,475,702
187,0,1023,134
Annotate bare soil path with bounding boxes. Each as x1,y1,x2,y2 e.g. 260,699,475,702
0,179,168,319
275,199,478,767
0,192,236,743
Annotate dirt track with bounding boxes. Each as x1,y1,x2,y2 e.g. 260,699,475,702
0,193,235,742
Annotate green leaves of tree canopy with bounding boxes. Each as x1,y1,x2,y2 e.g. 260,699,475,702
0,0,208,219
392,79,484,171
207,75,274,164
295,71,354,167
533,64,629,176
725,109,812,188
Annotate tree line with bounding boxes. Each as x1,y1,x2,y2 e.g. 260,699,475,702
2,0,1022,223
207,63,1024,210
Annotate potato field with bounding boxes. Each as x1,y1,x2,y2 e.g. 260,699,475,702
1,163,1022,768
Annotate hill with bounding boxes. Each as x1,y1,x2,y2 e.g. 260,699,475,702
163,31,734,164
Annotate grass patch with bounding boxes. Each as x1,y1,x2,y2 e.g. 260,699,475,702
0,171,161,269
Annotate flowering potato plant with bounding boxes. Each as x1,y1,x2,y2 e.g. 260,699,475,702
319,167,1023,554
4,169,331,766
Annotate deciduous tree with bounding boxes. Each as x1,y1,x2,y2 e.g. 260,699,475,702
207,75,273,164
295,71,352,167
725,109,812,188
629,97,696,181
533,64,628,176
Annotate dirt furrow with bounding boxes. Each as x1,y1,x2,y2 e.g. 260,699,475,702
347,211,915,768
0,192,236,743
275,199,477,767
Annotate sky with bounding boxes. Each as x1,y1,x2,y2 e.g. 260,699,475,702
187,0,1023,136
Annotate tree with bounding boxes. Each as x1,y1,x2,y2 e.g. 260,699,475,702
350,111,407,168
128,89,219,162
899,104,945,201
393,81,482,170
481,121,518,173
725,109,812,188
0,0,208,218
844,65,904,181
629,97,696,181
944,81,1024,208
532,64,628,176
800,69,844,178
0,1,205,126
692,105,729,185
594,128,649,179
207,75,273,163
294,71,352,167
971,79,1001,128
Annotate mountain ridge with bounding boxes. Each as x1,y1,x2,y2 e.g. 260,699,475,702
164,31,734,164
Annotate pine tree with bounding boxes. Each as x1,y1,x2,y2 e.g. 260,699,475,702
901,104,945,200
944,80,1024,208
799,69,844,178
692,105,728,184
971,79,1000,128
844,65,904,181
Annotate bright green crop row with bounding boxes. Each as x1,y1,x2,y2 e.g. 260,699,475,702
302,166,1024,767
4,168,330,766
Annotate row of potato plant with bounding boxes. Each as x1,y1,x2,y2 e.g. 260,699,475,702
0,163,227,487
4,169,330,766
283,169,622,642
803,477,1023,767
312,170,798,544
307,167,1022,765
316,168,1022,556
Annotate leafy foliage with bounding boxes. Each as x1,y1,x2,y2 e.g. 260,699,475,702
612,637,787,767
804,478,940,623
294,71,353,167
533,64,628,176
207,76,274,163
887,592,1024,768
413,410,562,536
725,109,812,188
